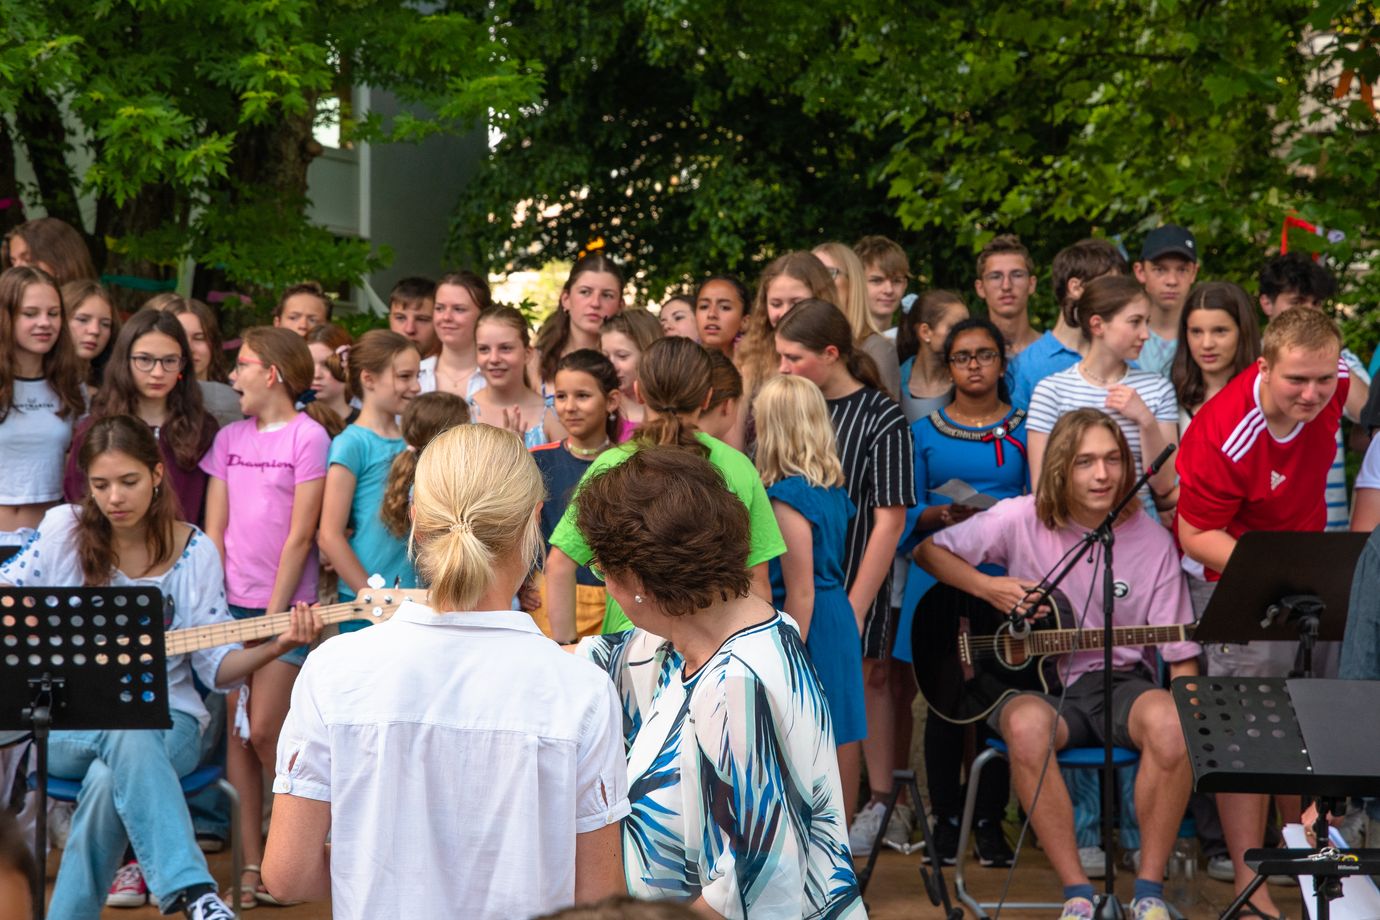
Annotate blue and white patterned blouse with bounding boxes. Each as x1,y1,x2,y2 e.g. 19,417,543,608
580,616,866,919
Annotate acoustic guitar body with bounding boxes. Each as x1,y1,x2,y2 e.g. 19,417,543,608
910,581,1063,725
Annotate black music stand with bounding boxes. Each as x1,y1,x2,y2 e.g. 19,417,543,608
1173,677,1380,920
0,587,170,920
1196,531,1367,677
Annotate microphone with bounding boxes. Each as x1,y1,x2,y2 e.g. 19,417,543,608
1146,442,1177,477
1006,582,1049,637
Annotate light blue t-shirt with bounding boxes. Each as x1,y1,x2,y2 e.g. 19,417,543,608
1138,328,1177,377
328,425,417,611
1006,331,1081,410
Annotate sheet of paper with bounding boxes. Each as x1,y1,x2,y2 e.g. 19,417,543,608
1281,823,1380,920
931,478,999,510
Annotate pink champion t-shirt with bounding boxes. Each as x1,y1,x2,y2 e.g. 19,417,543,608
200,413,331,608
931,494,1200,688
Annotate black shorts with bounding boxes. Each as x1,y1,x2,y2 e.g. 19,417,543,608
987,666,1161,750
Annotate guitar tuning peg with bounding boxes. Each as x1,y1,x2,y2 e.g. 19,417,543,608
372,606,383,619
367,574,385,590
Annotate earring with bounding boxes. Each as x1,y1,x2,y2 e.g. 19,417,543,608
634,594,645,604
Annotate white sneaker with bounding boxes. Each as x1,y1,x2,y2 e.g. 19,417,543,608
49,801,75,850
1079,845,1108,879
849,801,887,858
882,803,915,852
185,892,235,920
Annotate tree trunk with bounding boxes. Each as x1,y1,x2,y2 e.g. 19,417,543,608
13,89,85,232
0,119,25,237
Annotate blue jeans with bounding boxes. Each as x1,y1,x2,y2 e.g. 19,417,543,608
47,711,211,919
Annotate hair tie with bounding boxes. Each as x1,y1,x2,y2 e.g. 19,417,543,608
298,388,317,405
449,519,472,535
335,344,350,366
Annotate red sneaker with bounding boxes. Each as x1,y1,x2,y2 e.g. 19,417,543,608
106,861,148,908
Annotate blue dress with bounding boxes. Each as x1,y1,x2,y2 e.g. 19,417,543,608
894,407,1030,661
766,475,866,745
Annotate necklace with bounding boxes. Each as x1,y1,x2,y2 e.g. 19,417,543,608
946,405,1007,427
1078,361,1126,386
565,439,611,457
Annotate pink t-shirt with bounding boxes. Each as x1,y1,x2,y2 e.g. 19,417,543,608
932,494,1200,688
200,413,331,608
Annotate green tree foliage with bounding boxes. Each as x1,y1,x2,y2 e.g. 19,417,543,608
449,0,912,300
457,0,1376,345
0,0,541,319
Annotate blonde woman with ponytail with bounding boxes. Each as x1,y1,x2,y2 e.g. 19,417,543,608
544,337,785,641
263,425,630,919
200,325,335,908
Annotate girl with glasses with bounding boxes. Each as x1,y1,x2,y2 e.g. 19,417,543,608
896,317,1027,867
1027,275,1179,518
64,309,219,525
200,327,336,909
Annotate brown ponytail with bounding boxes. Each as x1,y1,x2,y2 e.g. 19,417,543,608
380,392,471,537
632,337,712,457
774,299,886,393
241,326,344,438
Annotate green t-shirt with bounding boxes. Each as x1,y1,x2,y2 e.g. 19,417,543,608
549,432,787,633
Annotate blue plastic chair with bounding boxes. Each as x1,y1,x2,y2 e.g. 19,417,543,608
953,738,1141,918
31,764,242,919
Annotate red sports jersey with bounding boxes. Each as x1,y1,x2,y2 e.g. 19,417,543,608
1176,360,1348,580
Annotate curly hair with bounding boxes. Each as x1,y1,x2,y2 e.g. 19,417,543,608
574,447,751,618
735,252,834,391
381,392,470,537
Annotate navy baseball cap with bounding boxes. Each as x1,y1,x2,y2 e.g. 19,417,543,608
1140,225,1197,262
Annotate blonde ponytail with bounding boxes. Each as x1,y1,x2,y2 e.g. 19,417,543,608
410,424,545,612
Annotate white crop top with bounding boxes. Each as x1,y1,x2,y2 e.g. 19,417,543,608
0,378,76,504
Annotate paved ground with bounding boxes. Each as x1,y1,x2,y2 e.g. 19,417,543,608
55,843,1301,919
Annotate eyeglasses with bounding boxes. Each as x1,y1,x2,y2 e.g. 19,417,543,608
981,270,1030,285
948,349,1001,367
130,353,186,373
234,358,269,373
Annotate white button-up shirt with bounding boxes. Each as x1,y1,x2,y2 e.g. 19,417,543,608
274,600,630,920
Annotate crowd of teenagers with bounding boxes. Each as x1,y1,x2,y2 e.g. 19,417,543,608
0,214,1377,920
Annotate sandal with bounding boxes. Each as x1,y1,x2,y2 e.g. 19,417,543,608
226,865,261,911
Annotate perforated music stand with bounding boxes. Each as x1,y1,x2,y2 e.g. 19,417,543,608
1196,531,1366,677
0,587,170,920
1173,677,1380,920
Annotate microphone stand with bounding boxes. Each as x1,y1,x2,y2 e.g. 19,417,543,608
1009,442,1175,920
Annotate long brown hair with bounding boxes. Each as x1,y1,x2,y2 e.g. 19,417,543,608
0,266,86,421
240,326,345,437
631,337,713,456
736,252,835,389
4,217,97,286
94,309,214,469
381,392,470,537
1035,408,1139,529
1170,281,1261,412
76,416,181,585
144,293,230,384
63,279,121,389
535,252,624,384
773,298,885,393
